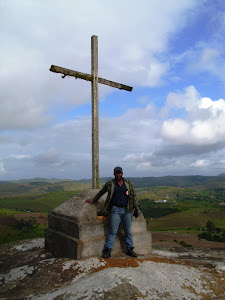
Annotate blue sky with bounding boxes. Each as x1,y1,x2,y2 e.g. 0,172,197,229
1,0,225,180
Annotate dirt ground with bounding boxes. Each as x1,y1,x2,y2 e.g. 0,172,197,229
152,231,225,249
14,213,48,225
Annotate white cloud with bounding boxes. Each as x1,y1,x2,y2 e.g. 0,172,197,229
161,119,190,141
0,85,224,179
2,83,225,179
179,45,225,84
2,1,225,179
165,85,200,112
190,159,210,168
0,0,200,131
161,86,225,146
123,154,146,163
194,47,225,82
34,148,61,166
0,162,5,173
136,162,152,171
0,135,11,144
9,155,31,160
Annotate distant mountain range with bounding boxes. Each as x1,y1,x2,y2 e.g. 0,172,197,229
0,174,225,196
129,174,225,189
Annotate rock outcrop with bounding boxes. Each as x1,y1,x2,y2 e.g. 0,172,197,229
1,238,225,299
45,189,152,259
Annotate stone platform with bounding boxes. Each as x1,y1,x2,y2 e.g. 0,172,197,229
45,189,152,259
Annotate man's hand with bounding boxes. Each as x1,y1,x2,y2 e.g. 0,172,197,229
85,199,94,204
133,207,140,218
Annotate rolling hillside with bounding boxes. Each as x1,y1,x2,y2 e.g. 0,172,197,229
1,174,225,196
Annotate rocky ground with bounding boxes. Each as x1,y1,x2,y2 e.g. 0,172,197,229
0,233,225,300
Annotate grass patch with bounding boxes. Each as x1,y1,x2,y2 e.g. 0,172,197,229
147,208,225,232
0,191,77,211
0,190,76,244
0,224,46,244
0,208,25,217
0,208,48,244
179,240,192,247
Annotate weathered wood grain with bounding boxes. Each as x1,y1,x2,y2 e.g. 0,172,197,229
50,65,133,92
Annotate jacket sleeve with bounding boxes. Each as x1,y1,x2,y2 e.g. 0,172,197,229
130,181,138,209
92,182,108,203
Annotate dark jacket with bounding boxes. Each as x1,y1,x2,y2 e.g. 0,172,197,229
93,178,138,214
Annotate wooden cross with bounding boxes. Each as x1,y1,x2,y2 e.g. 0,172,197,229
50,35,133,189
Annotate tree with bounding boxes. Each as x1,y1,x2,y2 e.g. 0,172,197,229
206,220,216,232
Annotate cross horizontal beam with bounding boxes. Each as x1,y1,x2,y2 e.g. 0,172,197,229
50,65,133,92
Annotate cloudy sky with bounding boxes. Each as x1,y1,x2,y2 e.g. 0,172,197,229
1,0,225,180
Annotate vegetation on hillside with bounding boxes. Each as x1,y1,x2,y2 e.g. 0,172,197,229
1,173,225,196
137,186,225,236
0,208,47,243
0,191,77,211
1,175,225,244
198,220,225,243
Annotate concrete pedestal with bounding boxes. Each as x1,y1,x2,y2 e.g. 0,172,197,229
45,189,151,259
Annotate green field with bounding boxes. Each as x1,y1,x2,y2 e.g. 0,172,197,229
147,208,225,232
137,186,225,234
0,191,78,243
0,208,47,243
0,191,77,212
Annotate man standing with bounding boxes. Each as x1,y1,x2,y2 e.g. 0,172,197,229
86,166,139,258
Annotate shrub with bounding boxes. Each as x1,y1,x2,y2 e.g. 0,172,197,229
179,241,192,248
198,220,225,243
198,231,213,241
206,220,216,232
213,235,222,242
14,218,38,232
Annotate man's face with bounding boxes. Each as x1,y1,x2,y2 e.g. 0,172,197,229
114,171,123,181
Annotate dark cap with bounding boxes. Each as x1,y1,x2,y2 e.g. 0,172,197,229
114,166,123,173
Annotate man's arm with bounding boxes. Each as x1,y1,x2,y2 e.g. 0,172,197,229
85,182,109,204
129,181,140,218
130,181,138,208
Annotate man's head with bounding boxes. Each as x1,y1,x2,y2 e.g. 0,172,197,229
114,166,123,181
114,166,123,174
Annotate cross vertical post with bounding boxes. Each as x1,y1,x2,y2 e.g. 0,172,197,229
91,35,99,189
49,35,133,190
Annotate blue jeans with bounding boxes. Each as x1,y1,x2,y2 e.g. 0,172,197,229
104,206,133,250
